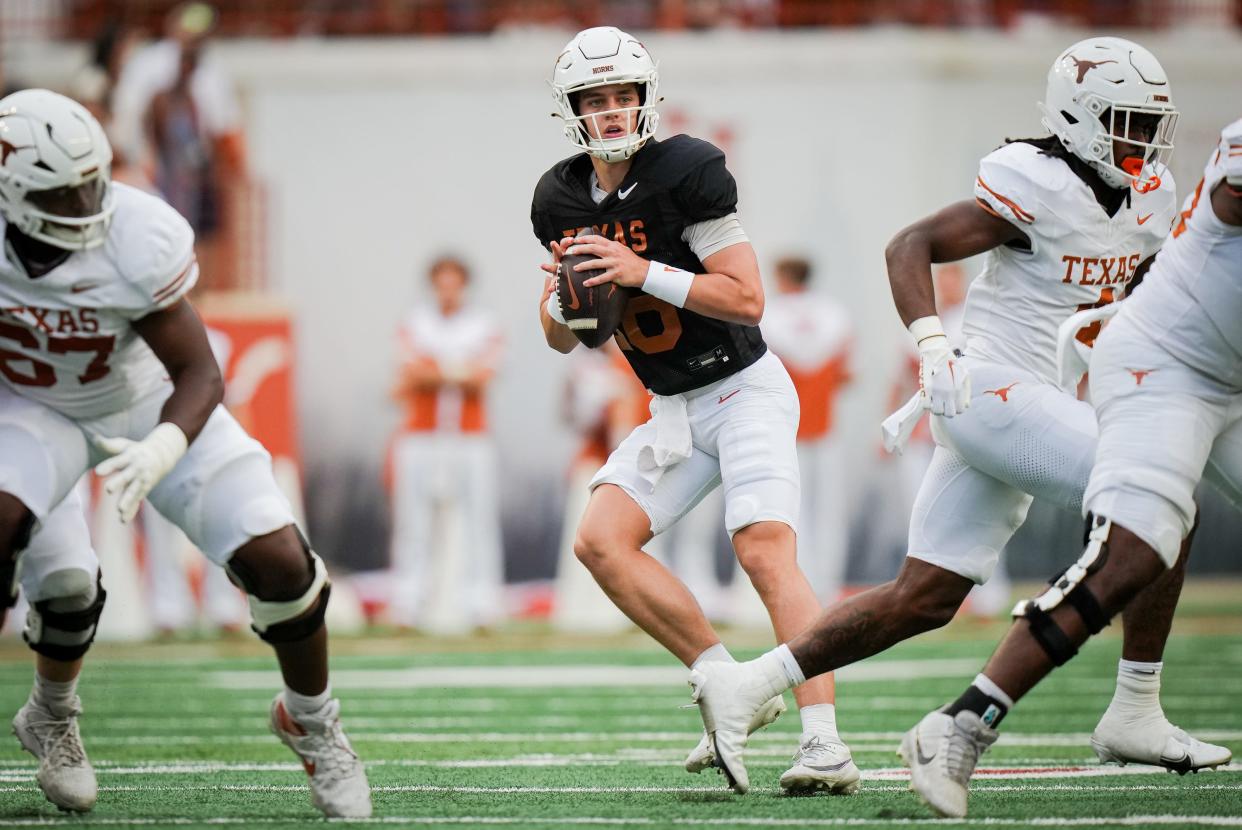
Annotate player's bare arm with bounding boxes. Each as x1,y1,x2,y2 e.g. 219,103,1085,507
1124,255,1157,295
885,199,1029,327
574,236,763,326
133,298,224,443
93,298,224,523
540,237,581,353
886,199,1026,417
1212,178,1242,226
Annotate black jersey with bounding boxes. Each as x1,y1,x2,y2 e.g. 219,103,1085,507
531,135,767,396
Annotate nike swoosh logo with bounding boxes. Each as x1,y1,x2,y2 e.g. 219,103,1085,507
804,760,851,772
561,263,581,311
717,389,740,405
915,734,936,766
1137,213,1153,225
617,183,638,200
70,283,97,294
1159,752,1193,772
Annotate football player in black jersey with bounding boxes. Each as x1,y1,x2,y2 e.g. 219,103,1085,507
531,26,858,795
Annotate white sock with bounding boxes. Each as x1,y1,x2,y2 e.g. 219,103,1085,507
973,673,1015,709
743,648,799,701
1119,659,1163,681
284,686,332,717
32,673,78,717
1109,660,1163,718
799,703,840,743
691,642,736,670
772,644,806,686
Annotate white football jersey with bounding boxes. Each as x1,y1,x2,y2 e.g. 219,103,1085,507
1122,119,1242,387
397,303,502,432
961,141,1176,388
762,291,852,373
0,183,197,419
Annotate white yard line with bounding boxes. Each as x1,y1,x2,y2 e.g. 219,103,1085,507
88,694,1238,711
0,781,1234,794
0,761,1234,781
207,659,985,690
864,764,1242,779
0,814,1241,827
70,730,1242,747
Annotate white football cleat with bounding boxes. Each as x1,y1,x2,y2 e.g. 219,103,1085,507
779,735,862,795
688,661,788,794
12,696,97,812
1092,710,1232,774
898,708,997,819
684,693,786,774
270,695,372,818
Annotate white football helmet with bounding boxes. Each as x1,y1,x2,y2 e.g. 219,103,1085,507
550,27,659,163
1040,37,1176,192
0,88,115,250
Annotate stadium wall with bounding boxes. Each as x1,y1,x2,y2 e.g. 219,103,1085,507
8,28,1242,577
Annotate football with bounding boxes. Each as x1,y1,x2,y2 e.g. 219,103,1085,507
556,231,629,349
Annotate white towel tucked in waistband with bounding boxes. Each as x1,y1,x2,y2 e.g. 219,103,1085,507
636,393,693,491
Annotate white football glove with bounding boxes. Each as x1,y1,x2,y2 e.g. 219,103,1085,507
917,332,970,417
93,422,188,523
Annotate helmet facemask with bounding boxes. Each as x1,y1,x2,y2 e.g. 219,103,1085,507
550,27,660,164
556,77,660,163
1083,101,1177,192
22,172,115,250
0,88,116,252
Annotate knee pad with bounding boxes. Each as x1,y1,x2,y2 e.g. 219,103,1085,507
1012,514,1113,665
23,569,106,661
229,532,331,644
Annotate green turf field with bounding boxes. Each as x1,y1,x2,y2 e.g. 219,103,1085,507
0,582,1238,828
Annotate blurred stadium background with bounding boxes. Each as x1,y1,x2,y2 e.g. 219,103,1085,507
0,0,1239,633
1,2,1241,827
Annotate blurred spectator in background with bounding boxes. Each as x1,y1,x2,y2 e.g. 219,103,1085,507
71,19,140,125
875,263,1011,614
389,257,504,633
145,39,220,238
552,343,649,632
933,262,967,349
888,264,966,539
112,2,248,290
70,20,153,191
931,263,1011,616
140,325,248,637
492,0,577,34
141,505,248,636
760,256,854,601
551,342,734,627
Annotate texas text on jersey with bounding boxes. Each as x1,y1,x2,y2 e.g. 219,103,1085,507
531,134,765,396
962,140,1176,388
0,182,197,419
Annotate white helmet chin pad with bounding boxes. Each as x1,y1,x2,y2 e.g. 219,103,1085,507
550,27,660,163
0,88,115,251
1039,37,1177,192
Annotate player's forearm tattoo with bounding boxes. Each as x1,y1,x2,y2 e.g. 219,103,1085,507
789,605,895,678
